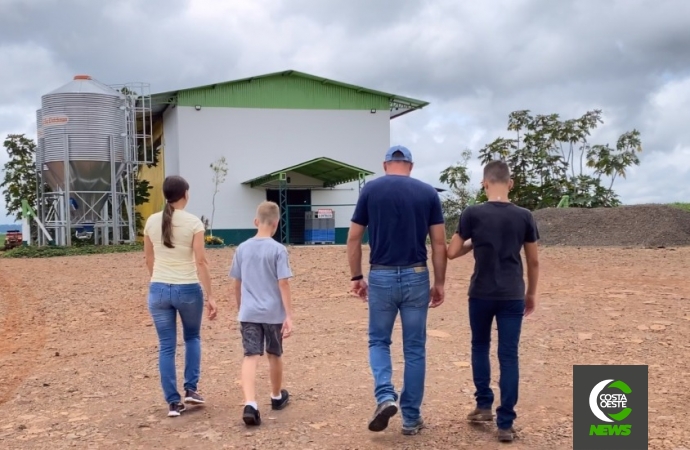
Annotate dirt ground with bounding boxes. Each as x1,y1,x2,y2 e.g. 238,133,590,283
1,246,690,450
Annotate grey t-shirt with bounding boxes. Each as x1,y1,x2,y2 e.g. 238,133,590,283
229,237,293,324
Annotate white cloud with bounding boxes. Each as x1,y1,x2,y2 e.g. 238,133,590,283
615,75,690,203
0,41,72,221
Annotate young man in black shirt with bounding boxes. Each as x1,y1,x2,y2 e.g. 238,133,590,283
447,160,540,443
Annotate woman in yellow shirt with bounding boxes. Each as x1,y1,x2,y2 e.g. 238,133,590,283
144,175,218,417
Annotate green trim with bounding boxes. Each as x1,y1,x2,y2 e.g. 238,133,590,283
150,70,429,116
243,157,374,188
335,227,369,245
210,229,256,247
206,227,367,246
279,177,288,244
247,172,286,189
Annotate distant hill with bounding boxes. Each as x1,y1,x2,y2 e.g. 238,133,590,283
0,224,21,234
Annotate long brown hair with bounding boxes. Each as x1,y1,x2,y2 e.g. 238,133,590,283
161,176,190,248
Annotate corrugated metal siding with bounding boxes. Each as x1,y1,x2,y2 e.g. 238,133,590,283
176,76,390,110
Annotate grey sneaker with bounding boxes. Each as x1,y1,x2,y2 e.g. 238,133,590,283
498,427,515,442
467,407,493,422
402,418,425,435
368,400,398,432
184,389,205,404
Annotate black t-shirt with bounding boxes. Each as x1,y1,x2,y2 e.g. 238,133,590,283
352,175,444,266
456,202,539,300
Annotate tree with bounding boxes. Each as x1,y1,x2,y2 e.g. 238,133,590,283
133,178,152,235
469,109,641,210
1,134,38,221
438,149,478,237
209,156,228,236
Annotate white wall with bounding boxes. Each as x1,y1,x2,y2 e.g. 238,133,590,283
170,107,389,229
162,105,180,176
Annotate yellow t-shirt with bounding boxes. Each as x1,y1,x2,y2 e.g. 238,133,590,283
144,209,205,284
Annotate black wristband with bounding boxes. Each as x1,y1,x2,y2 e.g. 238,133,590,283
351,275,364,281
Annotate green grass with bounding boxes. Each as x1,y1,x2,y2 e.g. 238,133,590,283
0,234,4,247
1,243,143,258
669,202,690,212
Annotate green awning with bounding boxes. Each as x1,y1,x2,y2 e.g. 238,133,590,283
242,157,374,188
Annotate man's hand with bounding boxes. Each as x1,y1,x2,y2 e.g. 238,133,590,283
206,297,218,320
525,293,537,317
429,284,445,308
282,316,293,338
350,279,368,301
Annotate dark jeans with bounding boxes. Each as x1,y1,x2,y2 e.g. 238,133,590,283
468,298,525,430
368,267,430,427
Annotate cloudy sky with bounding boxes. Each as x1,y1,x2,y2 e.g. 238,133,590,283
1,0,689,222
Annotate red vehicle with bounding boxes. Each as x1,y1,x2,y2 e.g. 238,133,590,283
3,230,22,250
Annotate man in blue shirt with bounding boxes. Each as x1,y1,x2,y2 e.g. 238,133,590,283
347,145,447,436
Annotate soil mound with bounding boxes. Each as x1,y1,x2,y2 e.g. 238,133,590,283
532,205,690,247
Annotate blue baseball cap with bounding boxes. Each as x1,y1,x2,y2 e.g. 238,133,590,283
385,145,413,163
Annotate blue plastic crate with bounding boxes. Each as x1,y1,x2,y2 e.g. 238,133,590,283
304,228,335,244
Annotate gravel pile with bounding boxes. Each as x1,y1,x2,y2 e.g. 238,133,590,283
532,205,690,247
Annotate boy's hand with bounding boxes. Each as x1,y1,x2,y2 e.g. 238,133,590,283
350,279,368,301
206,297,218,320
282,316,293,338
525,293,537,317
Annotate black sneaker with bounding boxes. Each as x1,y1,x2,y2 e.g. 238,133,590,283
242,405,261,426
184,389,205,405
168,402,186,417
368,400,398,432
271,389,290,410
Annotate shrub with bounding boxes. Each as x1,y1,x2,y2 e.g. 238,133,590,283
204,235,224,246
1,243,143,258
669,202,690,212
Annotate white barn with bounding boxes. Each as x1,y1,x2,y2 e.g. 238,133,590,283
139,70,429,246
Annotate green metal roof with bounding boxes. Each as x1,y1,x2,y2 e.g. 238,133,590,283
150,70,429,119
242,157,374,188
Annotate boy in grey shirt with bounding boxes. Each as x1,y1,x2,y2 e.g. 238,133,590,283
229,201,294,426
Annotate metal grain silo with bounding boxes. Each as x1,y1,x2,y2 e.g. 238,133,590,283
40,75,126,226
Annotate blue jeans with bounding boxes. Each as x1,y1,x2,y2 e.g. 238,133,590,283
148,282,204,404
368,267,430,427
469,298,525,430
